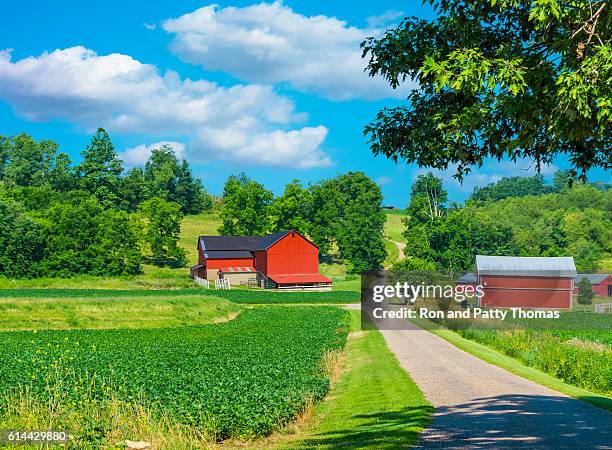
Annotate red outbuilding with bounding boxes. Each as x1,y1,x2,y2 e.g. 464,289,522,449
573,274,612,297
190,230,332,290
476,255,577,309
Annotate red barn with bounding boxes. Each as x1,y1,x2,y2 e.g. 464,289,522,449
191,230,332,290
476,255,577,309
573,274,612,297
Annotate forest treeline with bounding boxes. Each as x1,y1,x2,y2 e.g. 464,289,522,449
0,129,209,277
0,129,388,278
398,173,611,273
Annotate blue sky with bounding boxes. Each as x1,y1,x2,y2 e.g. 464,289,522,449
1,1,609,206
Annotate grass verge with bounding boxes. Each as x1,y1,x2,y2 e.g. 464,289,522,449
429,326,612,412
267,310,432,449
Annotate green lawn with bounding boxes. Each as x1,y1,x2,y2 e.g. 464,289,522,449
273,310,432,449
0,293,242,331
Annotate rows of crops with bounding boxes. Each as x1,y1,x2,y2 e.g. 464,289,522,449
0,307,350,439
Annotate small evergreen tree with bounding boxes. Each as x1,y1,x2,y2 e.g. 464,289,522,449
76,128,123,207
576,277,595,305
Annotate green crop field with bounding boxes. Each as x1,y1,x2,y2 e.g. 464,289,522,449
0,307,350,445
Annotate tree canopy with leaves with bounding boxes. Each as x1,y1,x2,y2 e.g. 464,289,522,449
218,173,274,236
362,0,611,180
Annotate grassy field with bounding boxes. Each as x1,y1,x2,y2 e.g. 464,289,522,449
0,293,242,331
284,310,432,449
384,211,406,244
0,307,350,446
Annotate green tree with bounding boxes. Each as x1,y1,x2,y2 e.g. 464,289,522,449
218,174,273,236
0,135,9,180
270,180,312,234
142,145,211,214
362,0,611,180
139,197,186,266
174,160,212,214
40,193,142,277
0,198,44,278
76,128,123,206
91,209,142,275
121,167,148,211
576,277,595,305
3,134,58,186
405,172,447,225
332,172,387,273
471,175,552,202
144,145,179,200
49,152,76,192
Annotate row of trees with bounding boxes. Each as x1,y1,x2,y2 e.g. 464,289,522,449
0,129,212,214
470,172,611,203
399,173,611,273
0,193,186,278
218,172,387,273
0,129,205,278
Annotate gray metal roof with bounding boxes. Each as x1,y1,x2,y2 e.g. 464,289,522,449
574,274,610,284
457,272,477,283
476,255,577,277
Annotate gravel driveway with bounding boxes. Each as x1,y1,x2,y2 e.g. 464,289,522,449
379,321,612,449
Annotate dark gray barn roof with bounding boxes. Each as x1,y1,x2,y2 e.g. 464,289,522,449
199,231,302,256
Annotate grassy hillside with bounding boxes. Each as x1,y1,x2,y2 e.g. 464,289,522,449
384,211,406,244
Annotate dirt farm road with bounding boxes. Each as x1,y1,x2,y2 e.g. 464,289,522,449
378,321,612,449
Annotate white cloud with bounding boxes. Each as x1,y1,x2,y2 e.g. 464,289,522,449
119,141,185,166
0,46,331,168
366,10,404,28
144,22,157,30
376,176,392,185
162,2,414,101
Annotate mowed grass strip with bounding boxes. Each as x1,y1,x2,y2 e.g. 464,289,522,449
0,307,350,442
0,295,242,331
274,310,432,449
0,288,359,303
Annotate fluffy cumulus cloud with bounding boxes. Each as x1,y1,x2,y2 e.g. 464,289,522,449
0,46,331,168
162,2,413,101
119,141,185,166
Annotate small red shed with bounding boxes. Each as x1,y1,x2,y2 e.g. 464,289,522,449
194,230,332,290
573,274,612,297
476,255,577,309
